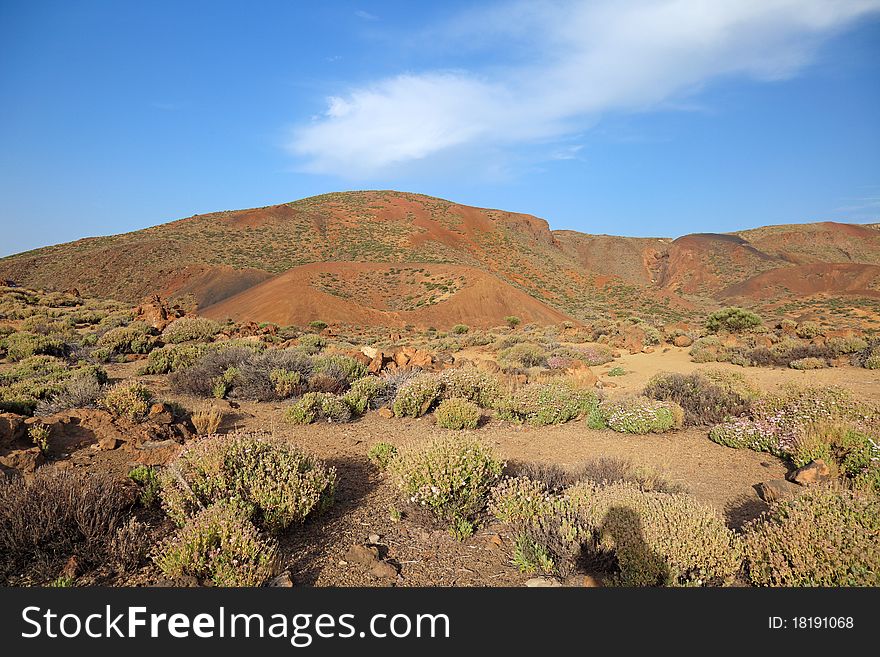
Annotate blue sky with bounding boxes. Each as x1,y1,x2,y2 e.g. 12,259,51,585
1,0,879,256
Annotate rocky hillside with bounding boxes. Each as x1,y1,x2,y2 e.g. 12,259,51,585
2,191,878,327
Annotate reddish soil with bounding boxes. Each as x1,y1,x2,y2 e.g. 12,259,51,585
718,262,880,300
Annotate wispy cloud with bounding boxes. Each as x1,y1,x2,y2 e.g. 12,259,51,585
289,0,880,178
354,9,378,21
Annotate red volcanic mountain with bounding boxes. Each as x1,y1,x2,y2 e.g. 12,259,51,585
2,191,878,327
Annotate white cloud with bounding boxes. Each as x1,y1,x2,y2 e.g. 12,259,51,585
289,0,880,177
354,10,378,21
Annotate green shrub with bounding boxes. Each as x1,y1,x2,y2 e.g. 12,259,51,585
153,501,278,587
505,316,521,328
568,482,742,586
161,317,221,344
607,366,626,376
705,307,762,333
367,442,398,470
159,432,336,532
600,397,684,434
96,323,156,358
285,392,353,424
438,368,502,408
0,357,106,415
388,435,503,529
451,324,469,335
498,343,547,369
827,336,868,355
100,382,153,422
435,398,481,430
643,371,752,426
139,343,210,374
297,333,326,354
29,423,50,455
497,379,598,427
392,373,442,418
689,336,721,363
312,353,368,384
1,331,65,361
308,320,328,331
343,376,390,414
795,321,822,339
128,465,160,506
743,487,879,586
789,356,827,370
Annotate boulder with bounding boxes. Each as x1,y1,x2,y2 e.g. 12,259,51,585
673,335,693,348
369,560,399,580
789,459,832,486
0,447,45,473
755,479,803,503
0,413,27,448
148,403,175,425
344,544,381,567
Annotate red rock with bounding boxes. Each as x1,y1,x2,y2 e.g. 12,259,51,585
0,447,45,473
0,413,27,448
790,459,832,485
673,335,693,347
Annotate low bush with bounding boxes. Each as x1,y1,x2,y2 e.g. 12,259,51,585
367,442,398,470
853,341,880,370
95,323,156,359
191,406,223,435
1,331,65,361
169,346,254,397
159,432,336,532
34,371,105,415
286,392,353,424
451,324,469,335
827,335,868,355
343,376,390,414
232,349,313,401
0,469,138,579
297,333,326,354
100,382,153,422
568,482,742,586
600,397,684,434
392,373,442,418
789,356,827,370
498,343,548,370
435,398,481,430
161,317,221,344
438,368,502,408
505,316,521,328
138,343,211,374
388,435,503,532
312,354,368,387
506,457,684,495
153,501,278,587
706,307,762,333
795,321,822,339
643,372,752,426
128,465,161,506
0,357,107,415
742,487,879,586
497,379,599,427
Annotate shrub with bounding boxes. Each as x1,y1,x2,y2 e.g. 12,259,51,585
392,373,442,418
708,385,875,460
161,317,221,344
742,487,879,586
96,323,156,358
438,368,501,408
608,366,626,376
1,331,65,361
139,343,210,374
0,469,137,578
0,357,106,415
368,442,398,470
706,307,762,333
191,406,223,435
498,379,599,427
568,482,742,586
169,347,253,397
435,398,481,430
101,382,153,422
451,324,469,335
689,336,721,363
153,501,278,587
795,321,821,339
789,356,827,370
312,353,368,386
827,336,868,356
498,343,547,369
128,465,161,506
343,376,390,414
232,349,313,401
601,397,684,434
308,320,328,331
853,341,880,370
29,423,50,455
286,392,353,424
388,435,503,529
297,333,326,354
34,371,105,415
505,316,521,328
643,372,752,426
159,432,336,532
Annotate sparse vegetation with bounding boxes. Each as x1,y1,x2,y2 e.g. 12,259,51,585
435,398,481,430
101,382,153,422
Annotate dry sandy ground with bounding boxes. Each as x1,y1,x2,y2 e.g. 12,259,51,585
91,349,876,587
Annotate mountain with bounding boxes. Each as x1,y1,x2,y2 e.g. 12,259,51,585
2,190,879,328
